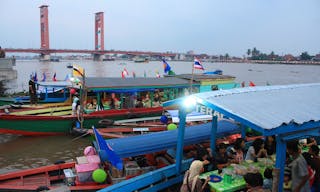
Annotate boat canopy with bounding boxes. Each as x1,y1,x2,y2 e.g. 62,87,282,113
101,119,239,158
35,81,73,88
166,110,212,123
85,77,192,93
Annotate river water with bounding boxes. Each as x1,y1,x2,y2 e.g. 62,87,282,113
1,60,320,174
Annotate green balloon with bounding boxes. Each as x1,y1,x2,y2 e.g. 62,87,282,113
92,169,107,183
167,123,177,131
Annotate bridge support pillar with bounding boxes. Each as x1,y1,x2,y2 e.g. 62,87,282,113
93,54,104,61
40,54,50,61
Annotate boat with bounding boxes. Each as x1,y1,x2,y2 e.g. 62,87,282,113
0,118,240,192
133,57,149,63
50,56,60,62
0,161,109,191
0,81,74,106
0,73,239,136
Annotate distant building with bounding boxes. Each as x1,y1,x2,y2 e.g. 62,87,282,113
186,50,194,55
283,54,296,61
312,54,320,61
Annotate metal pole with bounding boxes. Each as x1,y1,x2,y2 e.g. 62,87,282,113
274,135,286,192
210,116,218,156
175,108,187,174
189,61,195,94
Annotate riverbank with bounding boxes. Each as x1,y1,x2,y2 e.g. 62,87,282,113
212,59,320,65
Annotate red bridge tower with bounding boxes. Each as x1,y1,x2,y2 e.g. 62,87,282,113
39,5,50,61
94,12,105,61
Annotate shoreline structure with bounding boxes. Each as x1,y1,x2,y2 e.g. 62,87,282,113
211,59,320,65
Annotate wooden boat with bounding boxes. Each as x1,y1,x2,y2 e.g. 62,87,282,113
0,161,109,191
0,81,73,106
0,118,246,192
0,73,239,136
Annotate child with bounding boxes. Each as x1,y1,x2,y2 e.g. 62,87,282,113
263,168,273,190
283,167,292,192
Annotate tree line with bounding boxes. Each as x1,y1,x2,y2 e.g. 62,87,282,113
246,47,316,61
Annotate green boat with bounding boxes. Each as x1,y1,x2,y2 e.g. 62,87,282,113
0,72,239,136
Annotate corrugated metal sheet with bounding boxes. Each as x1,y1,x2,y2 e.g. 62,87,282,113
85,77,191,89
192,83,320,130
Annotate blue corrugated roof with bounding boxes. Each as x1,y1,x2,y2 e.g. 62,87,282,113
102,120,239,158
164,83,320,134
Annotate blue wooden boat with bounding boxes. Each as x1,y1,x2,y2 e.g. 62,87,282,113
0,81,73,105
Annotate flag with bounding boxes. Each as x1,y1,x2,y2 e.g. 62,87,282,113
72,64,84,77
249,81,256,87
162,59,171,74
93,126,123,170
41,72,46,82
34,72,38,82
144,70,147,78
64,74,70,81
241,81,245,87
194,57,204,70
132,71,136,78
121,68,129,79
156,71,161,78
52,72,57,81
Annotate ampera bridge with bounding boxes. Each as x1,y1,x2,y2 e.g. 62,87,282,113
4,5,177,61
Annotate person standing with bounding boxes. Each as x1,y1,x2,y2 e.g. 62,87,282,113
287,140,310,192
28,77,37,105
71,92,79,116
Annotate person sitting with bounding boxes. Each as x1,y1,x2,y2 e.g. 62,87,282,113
264,135,276,156
109,93,119,109
229,138,245,164
142,93,151,107
283,166,292,192
305,137,317,148
135,97,144,108
214,143,230,168
180,160,210,192
153,92,161,107
244,172,270,192
194,145,216,172
245,138,267,162
263,168,273,190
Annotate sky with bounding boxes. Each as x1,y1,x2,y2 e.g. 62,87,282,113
1,0,319,57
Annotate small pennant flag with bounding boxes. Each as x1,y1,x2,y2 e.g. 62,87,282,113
41,72,46,82
52,72,57,81
249,81,256,87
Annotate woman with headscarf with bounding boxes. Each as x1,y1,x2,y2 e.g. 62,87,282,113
180,160,210,192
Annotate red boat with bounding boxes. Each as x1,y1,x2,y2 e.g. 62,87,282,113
0,161,110,191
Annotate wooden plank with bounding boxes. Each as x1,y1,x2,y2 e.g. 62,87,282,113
11,106,71,115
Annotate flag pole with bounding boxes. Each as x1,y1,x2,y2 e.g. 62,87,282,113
189,60,195,94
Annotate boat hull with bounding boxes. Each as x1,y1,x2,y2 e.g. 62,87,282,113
0,161,109,191
0,107,164,136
